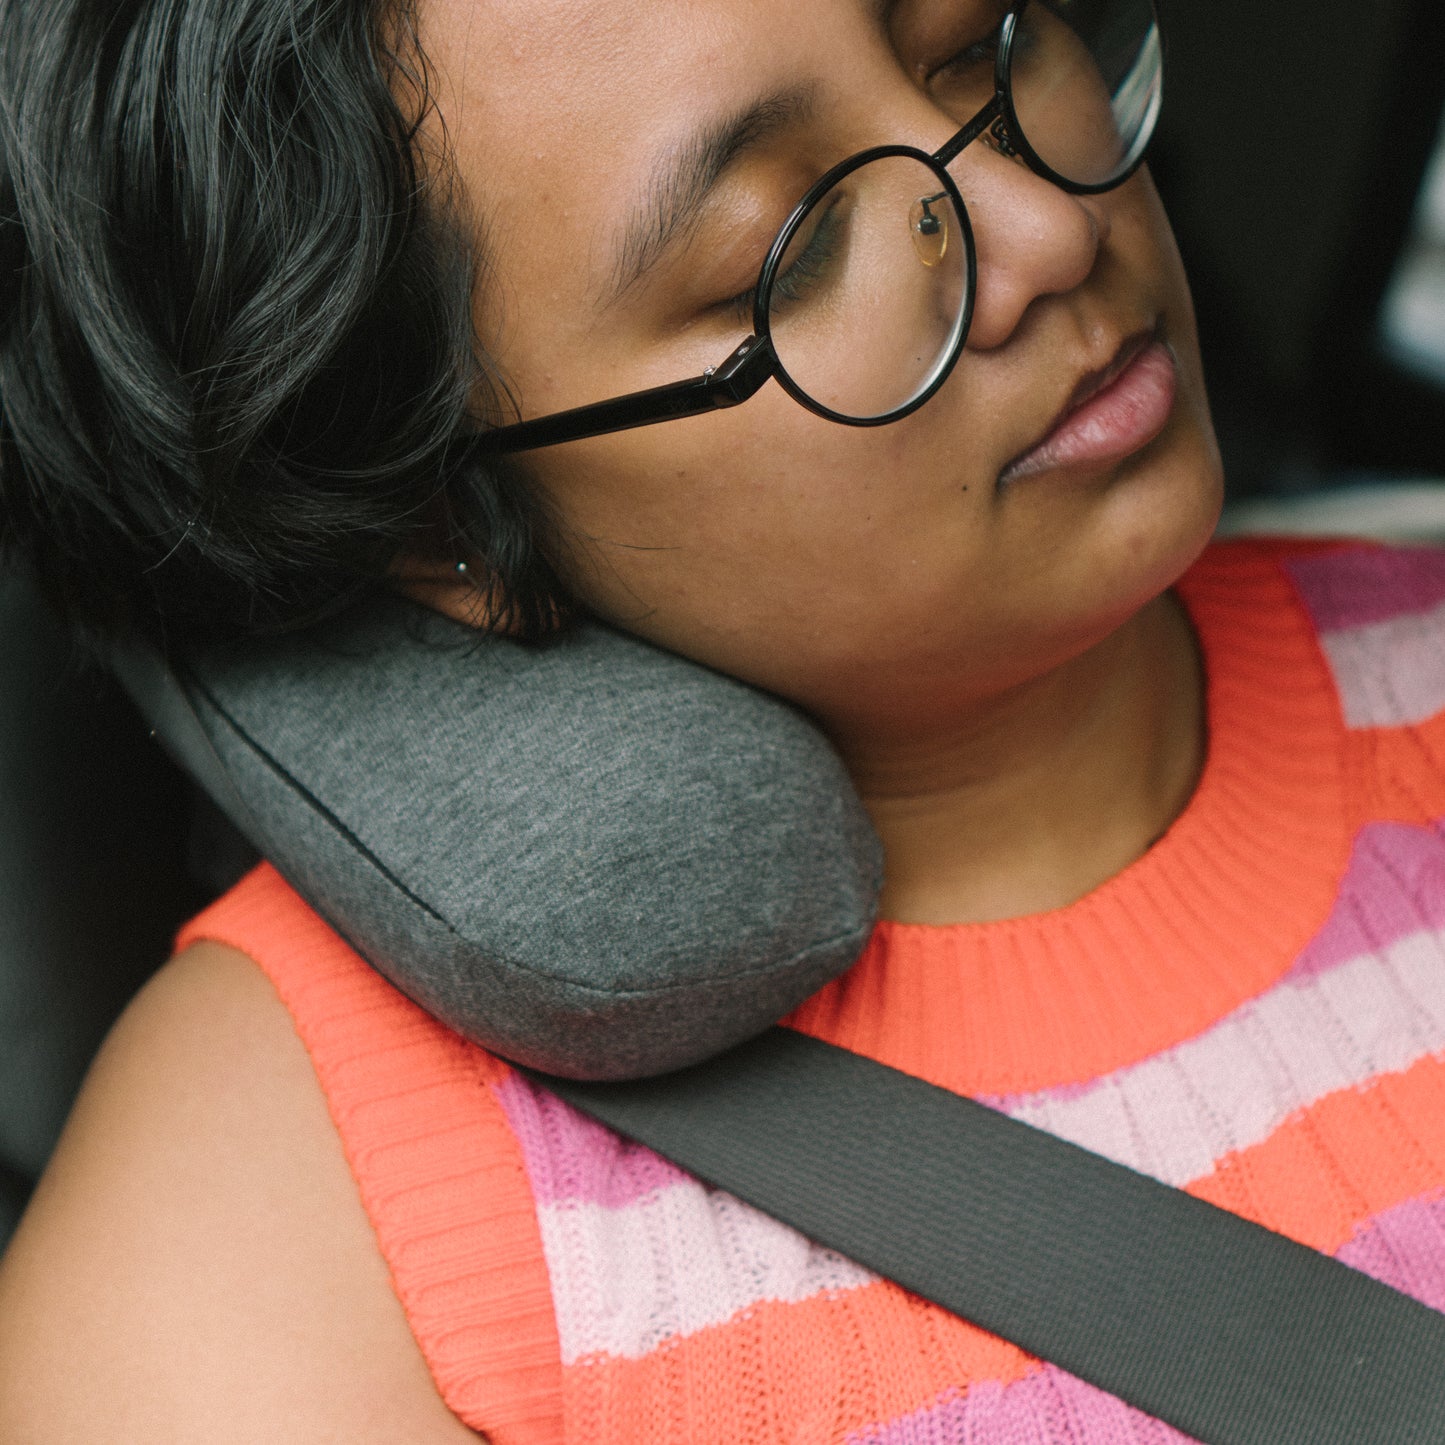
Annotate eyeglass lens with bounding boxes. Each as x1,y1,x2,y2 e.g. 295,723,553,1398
1007,0,1162,188
767,154,970,420
764,0,1161,423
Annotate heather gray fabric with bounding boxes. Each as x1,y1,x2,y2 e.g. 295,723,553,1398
114,597,882,1079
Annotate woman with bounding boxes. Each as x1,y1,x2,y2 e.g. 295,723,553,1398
2,0,1443,1440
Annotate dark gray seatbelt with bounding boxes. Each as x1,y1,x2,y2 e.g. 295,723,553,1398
536,1027,1445,1445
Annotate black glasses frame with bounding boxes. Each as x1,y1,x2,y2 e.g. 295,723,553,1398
474,0,1158,455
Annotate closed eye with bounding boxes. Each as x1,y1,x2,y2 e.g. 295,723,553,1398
935,34,1002,79
721,191,848,325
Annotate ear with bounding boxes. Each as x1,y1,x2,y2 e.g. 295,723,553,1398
389,556,509,633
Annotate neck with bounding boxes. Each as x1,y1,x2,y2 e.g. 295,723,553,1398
830,592,1205,925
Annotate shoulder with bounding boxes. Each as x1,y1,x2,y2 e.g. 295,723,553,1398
0,942,483,1443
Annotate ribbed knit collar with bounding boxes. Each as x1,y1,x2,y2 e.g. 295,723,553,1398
785,541,1357,1096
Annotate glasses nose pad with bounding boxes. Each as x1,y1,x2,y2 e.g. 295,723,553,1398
909,193,950,267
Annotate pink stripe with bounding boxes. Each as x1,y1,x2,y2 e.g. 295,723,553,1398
1288,544,1445,632
855,1190,1445,1443
847,1368,1194,1443
494,1072,689,1208
1291,819,1445,979
1337,1188,1445,1311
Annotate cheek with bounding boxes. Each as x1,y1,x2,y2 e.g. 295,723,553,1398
527,396,995,666
514,171,1224,710
1126,176,1206,375
534,413,869,616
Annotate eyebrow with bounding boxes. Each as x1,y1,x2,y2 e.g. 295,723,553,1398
605,83,820,307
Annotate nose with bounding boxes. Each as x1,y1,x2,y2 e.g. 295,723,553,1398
950,136,1110,352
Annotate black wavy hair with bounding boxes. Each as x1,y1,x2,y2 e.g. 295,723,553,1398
0,0,569,648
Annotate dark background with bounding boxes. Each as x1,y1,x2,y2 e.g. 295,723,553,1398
1152,0,1445,492
2,0,1444,1250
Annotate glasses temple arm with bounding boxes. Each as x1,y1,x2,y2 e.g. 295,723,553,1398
469,336,777,455
932,93,1004,169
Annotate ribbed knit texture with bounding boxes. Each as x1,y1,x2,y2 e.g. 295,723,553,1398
179,538,1445,1444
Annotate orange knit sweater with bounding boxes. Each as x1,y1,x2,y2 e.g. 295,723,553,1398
178,538,1445,1443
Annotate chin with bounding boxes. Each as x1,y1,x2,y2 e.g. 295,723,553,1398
1083,407,1227,633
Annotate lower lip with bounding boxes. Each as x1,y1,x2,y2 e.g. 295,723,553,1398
1000,341,1178,485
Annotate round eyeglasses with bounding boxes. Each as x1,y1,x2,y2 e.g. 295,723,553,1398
474,0,1163,455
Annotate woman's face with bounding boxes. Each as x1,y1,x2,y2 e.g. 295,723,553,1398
422,0,1223,738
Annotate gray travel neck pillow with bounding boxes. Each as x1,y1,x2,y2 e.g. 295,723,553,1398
111,595,882,1080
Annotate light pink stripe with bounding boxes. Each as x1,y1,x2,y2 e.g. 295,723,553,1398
1288,544,1445,632
1317,601,1445,728
977,823,1445,1177
532,1187,874,1363
987,927,1445,1185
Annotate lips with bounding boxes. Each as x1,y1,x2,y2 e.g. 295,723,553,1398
999,330,1178,486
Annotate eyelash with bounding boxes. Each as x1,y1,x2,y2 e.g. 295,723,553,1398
937,35,1002,77
720,194,845,326
931,8,1018,86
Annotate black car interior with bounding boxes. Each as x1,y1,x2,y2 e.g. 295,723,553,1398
3,0,1443,1252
